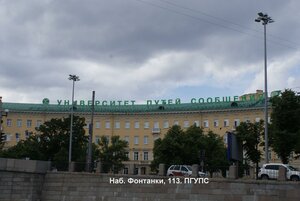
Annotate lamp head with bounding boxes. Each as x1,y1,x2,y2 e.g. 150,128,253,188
258,12,264,17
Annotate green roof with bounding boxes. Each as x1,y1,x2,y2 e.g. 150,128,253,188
3,99,265,114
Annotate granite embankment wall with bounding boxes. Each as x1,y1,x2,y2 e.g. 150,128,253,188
1,158,300,201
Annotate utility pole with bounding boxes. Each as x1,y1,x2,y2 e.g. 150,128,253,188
68,74,80,171
86,91,95,172
255,12,274,163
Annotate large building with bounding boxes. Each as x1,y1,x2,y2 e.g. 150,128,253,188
0,90,298,173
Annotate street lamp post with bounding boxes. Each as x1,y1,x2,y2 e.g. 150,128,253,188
68,74,80,171
255,12,274,163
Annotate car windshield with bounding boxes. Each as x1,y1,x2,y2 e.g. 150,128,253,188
186,166,192,171
287,165,298,171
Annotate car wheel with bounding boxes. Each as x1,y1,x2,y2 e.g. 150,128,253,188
261,175,269,180
290,176,299,181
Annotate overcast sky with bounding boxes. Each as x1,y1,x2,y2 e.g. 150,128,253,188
1,0,300,104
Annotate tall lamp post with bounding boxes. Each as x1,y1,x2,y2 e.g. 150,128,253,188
68,74,80,171
255,12,274,163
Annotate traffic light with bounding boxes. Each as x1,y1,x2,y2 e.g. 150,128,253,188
0,132,6,142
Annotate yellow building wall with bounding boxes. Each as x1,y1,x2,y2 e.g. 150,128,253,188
2,107,294,167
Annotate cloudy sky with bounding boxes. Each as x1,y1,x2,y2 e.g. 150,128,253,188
1,0,300,104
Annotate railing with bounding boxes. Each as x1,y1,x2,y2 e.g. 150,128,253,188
152,128,161,134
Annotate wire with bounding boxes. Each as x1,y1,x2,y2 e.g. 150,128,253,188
135,0,299,50
158,0,300,48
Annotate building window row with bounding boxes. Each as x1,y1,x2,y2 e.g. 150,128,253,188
93,135,149,146
5,119,43,128
2,130,32,142
132,151,149,161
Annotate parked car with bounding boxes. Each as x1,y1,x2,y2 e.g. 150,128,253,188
167,165,207,177
258,163,300,181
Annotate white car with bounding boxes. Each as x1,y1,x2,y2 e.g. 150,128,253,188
167,165,207,177
258,163,300,181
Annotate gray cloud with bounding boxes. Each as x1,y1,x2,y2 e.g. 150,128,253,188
1,0,300,103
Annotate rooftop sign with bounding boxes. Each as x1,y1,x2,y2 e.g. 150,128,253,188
49,94,265,107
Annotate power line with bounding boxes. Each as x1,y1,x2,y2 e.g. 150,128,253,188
158,0,300,48
135,0,299,50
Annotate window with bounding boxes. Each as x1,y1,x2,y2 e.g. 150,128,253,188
183,121,189,128
173,120,179,126
203,120,209,128
5,134,11,141
268,117,271,123
144,152,149,161
125,152,129,159
94,135,100,143
104,135,110,143
95,121,100,129
134,136,139,145
124,136,129,144
224,119,229,127
214,120,219,127
144,136,148,144
105,121,110,129
85,120,90,129
36,120,42,128
255,118,260,123
123,167,129,174
154,121,159,129
134,121,139,129
15,133,20,142
144,121,149,129
181,166,188,172
17,119,22,127
244,118,250,123
163,120,169,129
194,121,200,127
6,119,12,127
125,121,130,129
234,119,240,128
25,130,31,139
115,121,120,129
134,152,139,160
26,120,32,128
265,165,279,170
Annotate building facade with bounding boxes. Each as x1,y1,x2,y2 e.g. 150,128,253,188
1,91,298,173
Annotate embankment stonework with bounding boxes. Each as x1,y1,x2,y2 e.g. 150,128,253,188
0,159,300,201
1,171,300,201
0,171,45,201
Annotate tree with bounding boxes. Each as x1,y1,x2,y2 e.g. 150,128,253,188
0,135,44,159
183,125,205,165
97,135,129,173
269,89,300,163
0,116,88,170
151,125,186,169
203,131,229,177
152,125,229,177
236,120,264,178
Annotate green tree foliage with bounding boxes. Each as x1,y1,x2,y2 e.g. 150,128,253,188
97,135,129,173
152,125,229,176
151,125,186,168
269,89,300,163
203,131,229,177
236,120,264,164
0,116,88,170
